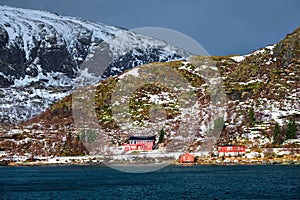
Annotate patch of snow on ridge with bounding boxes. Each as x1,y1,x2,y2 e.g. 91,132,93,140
265,45,275,55
231,79,264,85
119,68,140,79
74,68,100,87
148,92,173,105
13,70,73,88
0,72,10,80
265,45,275,51
231,55,245,62
231,44,275,62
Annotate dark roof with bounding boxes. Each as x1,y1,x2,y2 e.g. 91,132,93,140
129,136,155,141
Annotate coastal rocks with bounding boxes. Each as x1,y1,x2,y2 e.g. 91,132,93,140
0,160,8,166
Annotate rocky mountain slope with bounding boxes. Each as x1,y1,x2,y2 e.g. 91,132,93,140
0,6,188,124
0,26,299,159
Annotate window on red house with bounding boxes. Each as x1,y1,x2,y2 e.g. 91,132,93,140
227,147,233,150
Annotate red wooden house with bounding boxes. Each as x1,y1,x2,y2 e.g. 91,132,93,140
123,136,156,151
217,145,246,157
180,153,194,163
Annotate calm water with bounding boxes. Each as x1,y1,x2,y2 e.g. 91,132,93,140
0,165,299,200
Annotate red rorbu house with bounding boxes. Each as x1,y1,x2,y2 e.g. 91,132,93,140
180,153,194,163
217,145,246,157
123,136,156,152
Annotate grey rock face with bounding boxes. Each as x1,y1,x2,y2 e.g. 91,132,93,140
0,25,9,46
273,27,300,67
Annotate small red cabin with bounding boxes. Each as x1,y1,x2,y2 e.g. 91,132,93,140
180,153,194,163
123,136,156,151
217,145,246,157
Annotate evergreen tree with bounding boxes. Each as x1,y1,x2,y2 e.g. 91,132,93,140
214,117,225,131
286,118,297,140
67,130,72,138
158,128,165,143
87,129,96,143
273,122,281,144
76,134,80,142
248,108,255,126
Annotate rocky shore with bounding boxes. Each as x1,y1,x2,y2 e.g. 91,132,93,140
1,154,299,167
193,155,300,165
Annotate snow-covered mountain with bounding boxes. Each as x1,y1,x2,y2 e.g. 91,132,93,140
0,6,189,124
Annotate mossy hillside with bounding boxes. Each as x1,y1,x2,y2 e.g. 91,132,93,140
128,83,180,123
19,27,300,150
216,46,298,102
94,61,206,129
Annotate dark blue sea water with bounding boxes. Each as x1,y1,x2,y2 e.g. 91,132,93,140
0,165,299,200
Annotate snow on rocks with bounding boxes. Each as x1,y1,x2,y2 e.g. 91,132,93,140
230,44,275,63
231,55,246,62
118,68,140,79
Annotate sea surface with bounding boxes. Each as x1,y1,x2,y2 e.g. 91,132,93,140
0,165,299,199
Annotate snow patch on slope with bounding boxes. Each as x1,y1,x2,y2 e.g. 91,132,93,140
231,44,275,63
119,68,140,79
